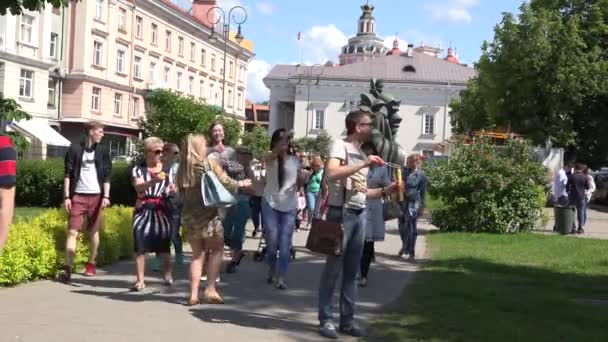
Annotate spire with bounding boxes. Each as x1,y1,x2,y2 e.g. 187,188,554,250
393,33,399,49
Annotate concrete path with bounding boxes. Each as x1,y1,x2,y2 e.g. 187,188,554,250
542,205,608,239
0,220,429,342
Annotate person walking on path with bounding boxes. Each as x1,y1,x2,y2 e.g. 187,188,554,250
584,166,596,228
250,160,266,237
59,121,111,282
305,156,324,229
177,134,251,305
397,154,427,261
0,135,16,251
317,110,398,339
570,163,590,234
262,129,302,290
130,137,175,291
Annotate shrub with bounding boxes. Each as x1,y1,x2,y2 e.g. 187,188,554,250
427,138,548,233
0,206,134,286
16,159,136,207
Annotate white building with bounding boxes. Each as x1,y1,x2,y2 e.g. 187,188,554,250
0,6,71,159
263,3,476,156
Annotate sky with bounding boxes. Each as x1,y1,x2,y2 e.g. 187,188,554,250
171,0,525,102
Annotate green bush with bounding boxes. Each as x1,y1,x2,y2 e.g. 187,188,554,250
16,159,136,207
427,138,548,233
0,206,134,286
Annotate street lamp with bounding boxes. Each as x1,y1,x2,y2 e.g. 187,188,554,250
207,5,247,115
296,64,324,136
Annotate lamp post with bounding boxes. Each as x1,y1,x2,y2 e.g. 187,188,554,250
207,5,247,115
296,64,324,136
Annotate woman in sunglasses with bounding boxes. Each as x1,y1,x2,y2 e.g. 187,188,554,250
130,137,176,291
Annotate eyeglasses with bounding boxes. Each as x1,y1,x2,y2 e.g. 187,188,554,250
359,122,373,127
149,149,163,155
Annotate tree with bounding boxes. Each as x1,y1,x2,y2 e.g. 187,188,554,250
451,0,608,167
140,89,241,147
0,0,75,15
0,92,32,153
240,125,270,160
292,131,333,158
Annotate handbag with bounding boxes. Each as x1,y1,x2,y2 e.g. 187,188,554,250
201,160,238,208
306,145,348,256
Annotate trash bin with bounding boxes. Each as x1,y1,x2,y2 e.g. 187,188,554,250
554,205,575,234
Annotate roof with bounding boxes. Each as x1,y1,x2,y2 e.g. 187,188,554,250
264,51,477,85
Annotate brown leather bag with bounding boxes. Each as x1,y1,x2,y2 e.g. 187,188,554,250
305,145,348,256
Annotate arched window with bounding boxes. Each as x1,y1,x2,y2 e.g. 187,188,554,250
403,65,416,72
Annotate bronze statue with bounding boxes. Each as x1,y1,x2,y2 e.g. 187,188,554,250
359,79,406,166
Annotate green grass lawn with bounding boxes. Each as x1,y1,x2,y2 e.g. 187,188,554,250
14,207,45,220
368,233,608,341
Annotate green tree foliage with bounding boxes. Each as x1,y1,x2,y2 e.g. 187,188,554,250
240,125,270,160
0,92,32,153
427,138,548,233
450,0,608,167
0,0,75,15
292,131,333,158
140,89,241,147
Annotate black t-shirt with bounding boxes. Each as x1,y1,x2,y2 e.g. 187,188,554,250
569,172,589,203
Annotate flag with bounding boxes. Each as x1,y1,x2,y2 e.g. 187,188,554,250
297,32,301,41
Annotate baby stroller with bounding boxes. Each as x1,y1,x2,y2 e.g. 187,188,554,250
253,228,297,262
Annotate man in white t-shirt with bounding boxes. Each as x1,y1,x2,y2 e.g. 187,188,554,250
317,110,398,339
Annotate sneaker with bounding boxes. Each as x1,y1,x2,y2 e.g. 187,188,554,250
397,248,405,257
319,322,339,339
577,228,585,235
84,263,96,277
339,324,365,337
408,254,415,261
175,253,184,265
275,278,288,290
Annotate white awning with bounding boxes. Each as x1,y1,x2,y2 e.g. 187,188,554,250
12,118,71,147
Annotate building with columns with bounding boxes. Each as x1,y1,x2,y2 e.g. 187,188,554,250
264,3,476,157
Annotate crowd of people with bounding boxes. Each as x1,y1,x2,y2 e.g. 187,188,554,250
53,110,428,339
553,161,596,234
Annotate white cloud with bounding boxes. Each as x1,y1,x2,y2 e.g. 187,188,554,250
382,35,408,51
300,24,349,64
256,2,275,14
246,59,273,102
424,0,480,24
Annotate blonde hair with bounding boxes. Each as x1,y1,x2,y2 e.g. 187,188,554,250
143,137,164,151
176,134,207,192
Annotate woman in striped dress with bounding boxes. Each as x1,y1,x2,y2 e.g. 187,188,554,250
131,137,175,291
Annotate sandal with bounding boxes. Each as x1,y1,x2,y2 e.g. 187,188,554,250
203,292,225,304
164,277,173,286
130,282,146,292
186,298,200,306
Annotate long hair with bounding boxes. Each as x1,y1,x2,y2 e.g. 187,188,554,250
207,121,224,147
176,134,207,192
270,129,294,189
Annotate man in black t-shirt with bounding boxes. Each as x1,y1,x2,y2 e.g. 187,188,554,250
570,163,589,234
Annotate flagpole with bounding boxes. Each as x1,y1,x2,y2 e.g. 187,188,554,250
297,31,302,64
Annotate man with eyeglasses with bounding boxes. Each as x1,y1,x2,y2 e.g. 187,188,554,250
59,120,112,282
317,110,398,339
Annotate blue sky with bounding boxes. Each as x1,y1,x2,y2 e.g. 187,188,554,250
172,0,525,101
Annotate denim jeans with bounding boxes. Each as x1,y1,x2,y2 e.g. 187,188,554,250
575,200,586,229
223,195,251,251
250,196,264,231
318,206,366,327
306,191,319,223
171,210,183,255
398,204,419,255
262,199,297,277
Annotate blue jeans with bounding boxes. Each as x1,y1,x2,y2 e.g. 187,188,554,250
223,195,251,251
262,199,296,277
318,206,366,327
575,200,586,229
398,205,419,255
306,191,318,223
250,196,264,231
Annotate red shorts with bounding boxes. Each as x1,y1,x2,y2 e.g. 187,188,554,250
68,194,103,233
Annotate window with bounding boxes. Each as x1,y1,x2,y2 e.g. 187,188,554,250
116,49,125,73
424,114,435,135
201,49,206,67
228,89,233,107
114,93,122,116
220,58,224,75
19,69,33,98
151,23,158,44
314,109,325,130
131,97,139,118
178,36,183,56
49,33,58,58
190,42,195,62
238,65,245,82
189,76,194,95
135,16,143,38
118,8,126,31
176,71,183,91
211,54,216,71
134,56,142,79
199,79,205,98
95,0,104,20
422,150,435,158
237,92,242,110
20,15,34,43
229,61,234,78
164,65,170,85
149,61,157,84
93,41,103,66
165,30,171,50
48,80,57,107
209,83,215,102
91,87,101,111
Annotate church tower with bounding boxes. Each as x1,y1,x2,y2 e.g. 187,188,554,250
339,3,387,65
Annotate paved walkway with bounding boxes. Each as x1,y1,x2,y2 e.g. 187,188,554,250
542,205,608,239
0,220,429,342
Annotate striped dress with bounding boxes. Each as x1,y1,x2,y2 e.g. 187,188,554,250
132,163,173,254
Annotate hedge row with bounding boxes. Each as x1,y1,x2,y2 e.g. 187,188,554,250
0,206,134,287
16,159,136,207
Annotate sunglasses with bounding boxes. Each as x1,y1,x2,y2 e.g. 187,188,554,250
149,149,163,155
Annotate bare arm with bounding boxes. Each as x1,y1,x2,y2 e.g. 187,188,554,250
64,177,70,199
0,187,15,250
325,157,367,182
366,182,398,199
